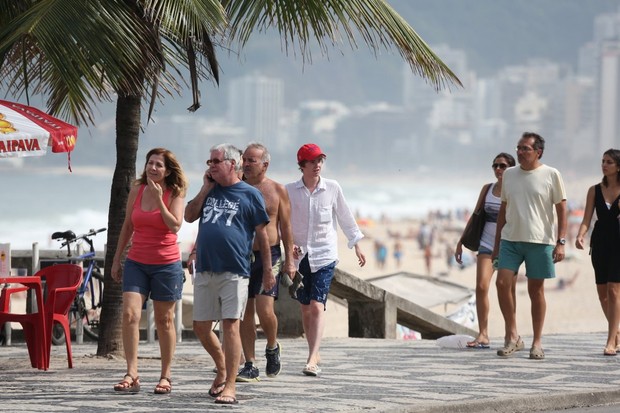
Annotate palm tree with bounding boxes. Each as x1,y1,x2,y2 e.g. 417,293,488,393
0,0,460,356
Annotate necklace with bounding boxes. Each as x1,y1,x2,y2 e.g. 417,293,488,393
492,183,501,197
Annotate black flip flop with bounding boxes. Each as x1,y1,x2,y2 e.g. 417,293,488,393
215,395,238,405
208,382,226,397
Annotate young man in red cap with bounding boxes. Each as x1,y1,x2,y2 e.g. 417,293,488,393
285,143,366,376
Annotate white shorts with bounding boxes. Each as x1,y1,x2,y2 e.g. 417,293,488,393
193,271,249,321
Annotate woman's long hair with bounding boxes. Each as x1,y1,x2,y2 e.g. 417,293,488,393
602,148,620,187
136,148,188,198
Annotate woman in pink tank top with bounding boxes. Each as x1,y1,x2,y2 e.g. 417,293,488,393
111,148,188,395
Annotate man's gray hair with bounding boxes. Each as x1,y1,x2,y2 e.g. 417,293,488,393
246,141,271,163
211,143,242,172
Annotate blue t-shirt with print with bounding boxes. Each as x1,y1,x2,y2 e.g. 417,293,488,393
196,181,269,277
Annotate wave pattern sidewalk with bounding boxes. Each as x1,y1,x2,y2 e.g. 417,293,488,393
1,333,620,412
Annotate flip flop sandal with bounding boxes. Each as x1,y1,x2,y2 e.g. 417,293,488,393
114,374,140,393
208,382,226,397
215,395,238,405
466,340,490,349
154,376,172,394
302,364,321,376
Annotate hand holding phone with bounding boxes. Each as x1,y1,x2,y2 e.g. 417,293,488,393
190,259,196,284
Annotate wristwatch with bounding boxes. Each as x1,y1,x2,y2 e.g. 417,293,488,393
557,238,566,245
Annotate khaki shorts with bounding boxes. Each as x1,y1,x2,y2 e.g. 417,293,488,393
193,271,249,321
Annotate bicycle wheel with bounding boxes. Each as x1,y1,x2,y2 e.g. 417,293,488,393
79,269,104,340
51,298,79,346
51,321,67,345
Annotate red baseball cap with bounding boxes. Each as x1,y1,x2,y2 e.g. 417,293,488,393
297,143,326,162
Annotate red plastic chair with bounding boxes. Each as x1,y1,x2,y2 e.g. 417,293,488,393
0,285,29,312
0,276,48,369
39,264,83,369
0,284,29,347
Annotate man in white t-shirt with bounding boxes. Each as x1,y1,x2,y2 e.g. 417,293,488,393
492,132,567,360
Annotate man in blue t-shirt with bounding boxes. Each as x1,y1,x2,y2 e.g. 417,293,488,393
189,143,271,405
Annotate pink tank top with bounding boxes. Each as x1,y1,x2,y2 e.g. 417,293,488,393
127,185,180,264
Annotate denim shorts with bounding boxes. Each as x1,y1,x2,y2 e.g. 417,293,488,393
296,255,336,308
478,245,493,256
123,258,184,301
248,245,282,299
498,240,556,279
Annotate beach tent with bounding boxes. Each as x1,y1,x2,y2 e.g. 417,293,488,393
0,100,77,170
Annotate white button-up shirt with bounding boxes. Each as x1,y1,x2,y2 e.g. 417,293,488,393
285,177,364,272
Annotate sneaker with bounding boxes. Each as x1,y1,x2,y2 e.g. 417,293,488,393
236,362,260,382
265,342,282,377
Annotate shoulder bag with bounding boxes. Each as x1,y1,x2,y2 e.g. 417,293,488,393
461,184,492,252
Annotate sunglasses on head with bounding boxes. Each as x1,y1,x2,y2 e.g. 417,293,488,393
492,163,508,170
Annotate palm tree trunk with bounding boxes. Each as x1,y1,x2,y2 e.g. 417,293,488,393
96,94,141,356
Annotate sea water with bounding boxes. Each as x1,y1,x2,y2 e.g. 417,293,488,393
1,166,484,251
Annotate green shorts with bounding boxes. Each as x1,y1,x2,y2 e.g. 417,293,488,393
498,240,556,279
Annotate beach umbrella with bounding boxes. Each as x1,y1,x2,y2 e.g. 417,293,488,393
0,100,77,170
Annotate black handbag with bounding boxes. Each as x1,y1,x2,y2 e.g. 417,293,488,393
461,184,492,252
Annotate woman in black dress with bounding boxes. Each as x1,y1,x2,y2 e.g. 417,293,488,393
576,149,620,356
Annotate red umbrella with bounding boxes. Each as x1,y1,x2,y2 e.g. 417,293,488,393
0,100,77,170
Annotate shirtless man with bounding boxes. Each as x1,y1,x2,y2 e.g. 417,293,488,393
235,142,295,381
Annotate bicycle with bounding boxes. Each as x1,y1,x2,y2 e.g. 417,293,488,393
49,227,106,344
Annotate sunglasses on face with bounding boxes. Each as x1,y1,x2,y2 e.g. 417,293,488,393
492,163,509,170
206,158,229,166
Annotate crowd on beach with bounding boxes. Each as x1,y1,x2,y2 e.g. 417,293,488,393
365,205,586,279
106,131,620,406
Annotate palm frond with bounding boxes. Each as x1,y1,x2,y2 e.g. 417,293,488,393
0,0,167,124
222,0,461,90
142,0,225,115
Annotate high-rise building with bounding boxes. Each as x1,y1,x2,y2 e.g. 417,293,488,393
585,8,620,153
228,73,284,150
578,42,598,78
593,10,620,43
557,76,596,163
599,41,620,150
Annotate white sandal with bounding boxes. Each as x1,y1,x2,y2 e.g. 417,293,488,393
302,364,321,376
